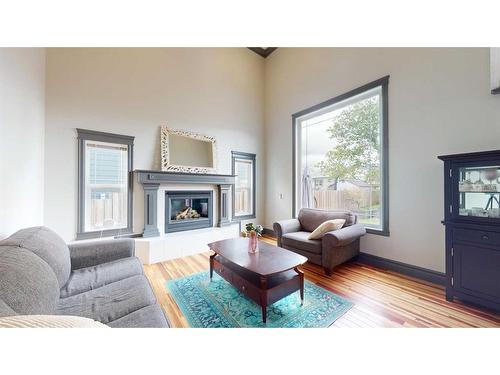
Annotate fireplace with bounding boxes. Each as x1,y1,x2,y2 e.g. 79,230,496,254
165,191,213,233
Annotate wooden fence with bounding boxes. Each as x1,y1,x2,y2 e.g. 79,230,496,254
90,192,125,229
313,189,379,211
234,188,251,215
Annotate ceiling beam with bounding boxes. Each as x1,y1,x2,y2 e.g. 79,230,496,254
248,47,278,58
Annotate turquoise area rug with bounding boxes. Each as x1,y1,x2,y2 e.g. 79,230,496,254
166,271,354,328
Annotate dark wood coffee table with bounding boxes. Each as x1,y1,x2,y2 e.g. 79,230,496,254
207,237,308,323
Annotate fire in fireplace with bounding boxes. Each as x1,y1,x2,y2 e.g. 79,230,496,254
165,191,213,233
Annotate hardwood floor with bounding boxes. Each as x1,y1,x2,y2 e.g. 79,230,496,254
143,238,500,328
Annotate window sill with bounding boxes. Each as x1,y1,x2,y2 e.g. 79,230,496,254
365,228,390,237
233,214,256,221
76,228,132,241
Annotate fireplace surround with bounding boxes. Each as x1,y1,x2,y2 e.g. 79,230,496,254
135,170,235,237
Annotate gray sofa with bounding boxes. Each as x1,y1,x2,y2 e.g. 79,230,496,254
273,208,366,275
0,226,169,328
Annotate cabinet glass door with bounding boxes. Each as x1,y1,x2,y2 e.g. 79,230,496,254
458,166,500,219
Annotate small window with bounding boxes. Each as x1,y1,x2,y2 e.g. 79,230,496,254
293,76,389,235
232,151,256,219
77,129,134,239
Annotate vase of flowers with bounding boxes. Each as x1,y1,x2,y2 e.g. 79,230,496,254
242,223,263,253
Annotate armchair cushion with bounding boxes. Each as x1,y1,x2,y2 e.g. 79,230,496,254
56,274,156,324
0,246,60,315
60,257,144,298
0,226,71,288
0,299,16,318
68,238,135,270
298,208,356,233
107,304,170,328
323,223,366,248
282,231,322,254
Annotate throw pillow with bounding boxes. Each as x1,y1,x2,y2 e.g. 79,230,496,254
0,315,109,328
308,219,346,240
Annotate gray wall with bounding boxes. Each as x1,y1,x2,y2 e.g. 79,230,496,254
0,48,46,239
264,48,500,272
45,48,265,241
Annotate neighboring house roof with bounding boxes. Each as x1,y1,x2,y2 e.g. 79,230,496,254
312,177,379,189
345,179,379,188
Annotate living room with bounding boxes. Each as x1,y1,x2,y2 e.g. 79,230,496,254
1,2,499,374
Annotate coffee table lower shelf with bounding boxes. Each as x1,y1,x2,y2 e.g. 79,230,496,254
210,254,304,323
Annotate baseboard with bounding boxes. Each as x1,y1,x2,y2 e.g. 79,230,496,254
357,252,446,286
263,227,276,237
261,228,444,285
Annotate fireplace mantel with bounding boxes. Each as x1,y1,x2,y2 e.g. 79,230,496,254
135,170,235,185
135,170,236,237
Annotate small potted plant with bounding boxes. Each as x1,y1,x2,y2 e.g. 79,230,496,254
242,223,263,253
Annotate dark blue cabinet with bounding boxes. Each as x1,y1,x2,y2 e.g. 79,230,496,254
439,150,500,312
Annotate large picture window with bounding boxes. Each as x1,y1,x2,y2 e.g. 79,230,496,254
77,129,134,239
232,151,256,220
292,76,389,235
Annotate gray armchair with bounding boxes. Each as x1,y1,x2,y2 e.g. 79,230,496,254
273,208,366,275
0,226,169,327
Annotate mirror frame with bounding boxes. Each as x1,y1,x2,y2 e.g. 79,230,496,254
160,126,217,174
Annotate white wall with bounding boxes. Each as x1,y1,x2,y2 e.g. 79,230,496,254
45,48,265,241
264,48,500,272
11,47,500,272
0,48,46,239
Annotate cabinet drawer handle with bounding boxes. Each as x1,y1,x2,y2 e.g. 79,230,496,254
482,235,489,240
